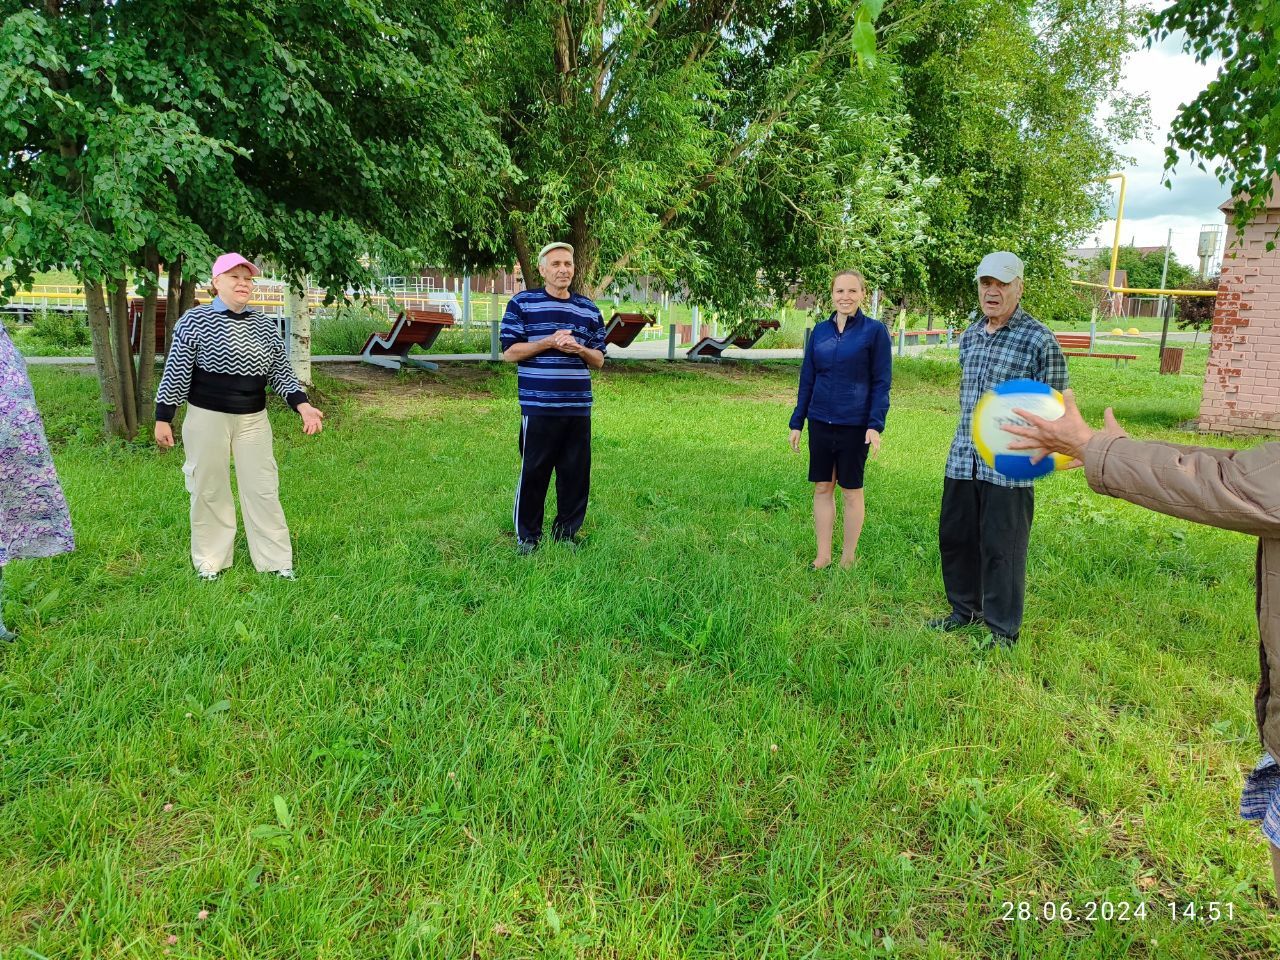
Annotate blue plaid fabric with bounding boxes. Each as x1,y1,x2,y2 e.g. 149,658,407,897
1241,753,1280,846
944,307,1069,489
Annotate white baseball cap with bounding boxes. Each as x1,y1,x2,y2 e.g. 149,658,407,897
538,241,574,261
975,251,1024,282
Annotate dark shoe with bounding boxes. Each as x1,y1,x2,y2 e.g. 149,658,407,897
925,613,983,632
516,540,539,556
552,533,582,549
984,631,1018,650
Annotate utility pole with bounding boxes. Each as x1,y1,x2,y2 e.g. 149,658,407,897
1156,228,1172,320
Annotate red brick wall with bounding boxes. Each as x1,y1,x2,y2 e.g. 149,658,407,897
1198,205,1280,435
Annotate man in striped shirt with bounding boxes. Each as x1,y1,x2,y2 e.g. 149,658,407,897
501,242,607,553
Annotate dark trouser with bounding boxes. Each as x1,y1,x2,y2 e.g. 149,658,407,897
515,414,591,544
938,477,1034,639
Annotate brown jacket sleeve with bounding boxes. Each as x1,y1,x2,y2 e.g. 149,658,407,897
1084,434,1280,537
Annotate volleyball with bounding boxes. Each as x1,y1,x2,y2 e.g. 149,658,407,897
972,379,1072,480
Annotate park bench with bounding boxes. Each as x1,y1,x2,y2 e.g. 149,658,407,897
687,319,781,360
1054,332,1137,367
603,311,654,348
129,298,169,354
360,308,454,371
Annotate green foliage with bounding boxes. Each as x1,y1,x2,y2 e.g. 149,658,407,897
1151,0,1280,241
444,1,1144,323
1083,245,1197,291
1175,277,1219,331
1023,286,1098,327
0,0,508,435
891,0,1149,312
29,308,90,350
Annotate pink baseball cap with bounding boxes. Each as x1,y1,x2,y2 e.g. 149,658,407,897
211,252,261,279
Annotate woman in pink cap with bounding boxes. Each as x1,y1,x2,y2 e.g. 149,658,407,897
153,253,324,581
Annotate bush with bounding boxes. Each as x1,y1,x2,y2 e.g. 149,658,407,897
312,304,386,355
311,305,496,356
1175,277,1218,332
31,308,91,349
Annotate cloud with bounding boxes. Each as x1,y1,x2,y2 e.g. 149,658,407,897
1081,31,1230,268
1121,171,1227,221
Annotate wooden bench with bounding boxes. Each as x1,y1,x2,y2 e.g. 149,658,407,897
360,309,454,371
604,312,654,348
688,319,781,360
129,297,169,354
1054,332,1137,367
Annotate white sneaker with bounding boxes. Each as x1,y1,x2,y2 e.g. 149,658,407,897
275,569,296,581
197,569,220,582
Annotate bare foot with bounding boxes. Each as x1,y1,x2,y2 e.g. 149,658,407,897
839,556,857,569
811,557,832,570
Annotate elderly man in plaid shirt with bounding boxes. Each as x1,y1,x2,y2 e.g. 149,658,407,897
927,252,1068,648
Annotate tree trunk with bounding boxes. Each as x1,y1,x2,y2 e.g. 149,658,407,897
109,278,139,439
568,208,601,297
511,224,534,293
285,281,313,386
165,254,183,350
180,277,197,315
84,279,129,438
135,248,160,423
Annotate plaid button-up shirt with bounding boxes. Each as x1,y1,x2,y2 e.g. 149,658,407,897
945,306,1069,488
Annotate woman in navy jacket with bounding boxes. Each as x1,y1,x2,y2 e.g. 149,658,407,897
789,270,892,569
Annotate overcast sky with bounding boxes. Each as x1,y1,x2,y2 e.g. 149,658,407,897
1089,33,1226,270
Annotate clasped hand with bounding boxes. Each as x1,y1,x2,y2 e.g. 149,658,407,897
547,329,582,354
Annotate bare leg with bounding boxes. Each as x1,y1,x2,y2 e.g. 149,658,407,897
839,487,866,569
812,474,836,569
0,567,14,642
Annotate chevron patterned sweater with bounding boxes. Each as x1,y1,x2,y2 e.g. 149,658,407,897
155,300,308,423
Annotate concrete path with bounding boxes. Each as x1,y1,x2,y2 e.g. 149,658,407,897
20,330,1204,367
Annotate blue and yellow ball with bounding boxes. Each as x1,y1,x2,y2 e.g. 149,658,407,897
972,379,1072,480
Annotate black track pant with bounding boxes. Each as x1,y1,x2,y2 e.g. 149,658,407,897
938,477,1034,639
514,415,591,544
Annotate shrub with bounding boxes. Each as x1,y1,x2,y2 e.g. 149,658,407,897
31,308,91,349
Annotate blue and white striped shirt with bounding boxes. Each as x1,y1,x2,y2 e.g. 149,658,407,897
501,289,607,417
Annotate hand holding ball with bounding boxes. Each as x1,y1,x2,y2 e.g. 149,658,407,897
972,379,1073,480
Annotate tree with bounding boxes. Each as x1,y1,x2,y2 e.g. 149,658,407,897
442,1,932,319
441,0,1145,323
1084,245,1196,291
0,0,504,438
892,0,1149,313
1151,0,1280,240
1174,277,1218,333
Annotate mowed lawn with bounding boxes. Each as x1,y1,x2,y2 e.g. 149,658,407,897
3,349,1277,959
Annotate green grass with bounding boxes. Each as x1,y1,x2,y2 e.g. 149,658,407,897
2,352,1277,958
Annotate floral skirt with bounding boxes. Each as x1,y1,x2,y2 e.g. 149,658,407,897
0,328,75,565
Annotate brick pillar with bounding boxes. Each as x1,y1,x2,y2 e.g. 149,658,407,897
1199,180,1280,435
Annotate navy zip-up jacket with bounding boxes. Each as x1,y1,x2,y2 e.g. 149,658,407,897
789,310,892,431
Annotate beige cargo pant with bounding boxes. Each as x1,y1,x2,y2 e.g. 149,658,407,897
180,405,292,574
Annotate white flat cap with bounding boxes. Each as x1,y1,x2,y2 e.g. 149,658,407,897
975,251,1024,282
538,241,574,260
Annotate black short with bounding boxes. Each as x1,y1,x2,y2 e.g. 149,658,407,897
807,420,870,489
